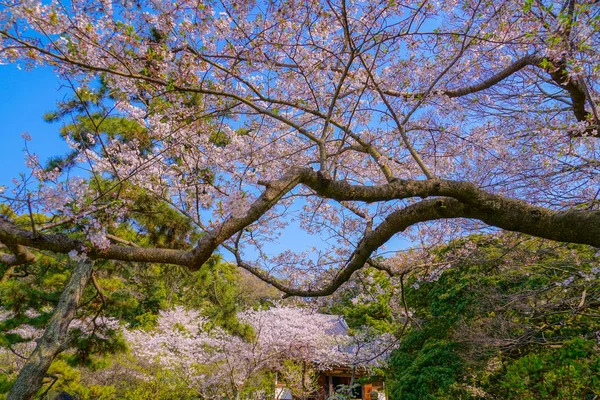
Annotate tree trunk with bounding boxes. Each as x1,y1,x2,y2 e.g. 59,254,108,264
7,260,94,400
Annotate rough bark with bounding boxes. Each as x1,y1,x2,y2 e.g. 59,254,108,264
7,260,94,400
299,172,600,248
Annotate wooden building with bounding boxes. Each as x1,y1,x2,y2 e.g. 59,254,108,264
273,315,387,400
274,368,386,399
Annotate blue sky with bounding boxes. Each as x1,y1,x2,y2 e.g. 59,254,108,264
0,65,70,184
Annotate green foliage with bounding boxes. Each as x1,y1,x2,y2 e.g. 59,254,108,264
326,268,397,333
41,358,117,399
389,329,464,399
209,130,231,147
225,370,277,400
113,185,199,250
0,375,15,399
387,234,600,399
41,83,152,173
117,367,199,400
278,360,321,399
500,338,600,399
180,255,254,338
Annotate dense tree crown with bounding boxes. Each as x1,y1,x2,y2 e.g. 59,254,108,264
387,235,600,399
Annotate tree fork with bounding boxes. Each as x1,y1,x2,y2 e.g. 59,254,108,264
7,260,94,400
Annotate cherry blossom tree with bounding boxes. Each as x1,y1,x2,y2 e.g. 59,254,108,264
123,306,391,399
1,0,599,398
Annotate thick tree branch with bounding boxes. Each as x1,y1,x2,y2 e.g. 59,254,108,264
383,54,542,98
1,169,600,279
273,198,467,297
299,171,600,247
0,242,36,266
242,188,600,297
383,54,596,130
544,58,589,122
188,168,304,269
0,219,190,265
442,55,544,98
0,169,303,270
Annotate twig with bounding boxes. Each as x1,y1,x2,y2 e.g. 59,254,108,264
26,193,37,238
40,373,59,399
91,271,107,307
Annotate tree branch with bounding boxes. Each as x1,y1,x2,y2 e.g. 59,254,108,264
0,241,36,266
383,53,597,131
1,168,599,299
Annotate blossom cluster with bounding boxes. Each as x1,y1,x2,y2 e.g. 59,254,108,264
123,306,393,395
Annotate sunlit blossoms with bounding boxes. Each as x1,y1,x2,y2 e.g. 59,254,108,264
124,306,393,396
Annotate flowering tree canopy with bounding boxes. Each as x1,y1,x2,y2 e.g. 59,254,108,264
1,0,599,292
125,306,391,398
0,0,599,396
